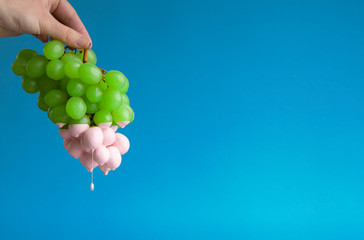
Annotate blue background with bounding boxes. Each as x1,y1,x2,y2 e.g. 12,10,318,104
1,0,364,239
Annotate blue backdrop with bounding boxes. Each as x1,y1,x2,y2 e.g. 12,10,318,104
1,0,364,239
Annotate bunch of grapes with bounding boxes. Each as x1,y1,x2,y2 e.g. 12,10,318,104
11,40,134,176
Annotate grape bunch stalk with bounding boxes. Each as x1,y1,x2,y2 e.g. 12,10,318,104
11,40,134,190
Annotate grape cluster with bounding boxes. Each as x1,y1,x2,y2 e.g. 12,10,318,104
11,40,134,175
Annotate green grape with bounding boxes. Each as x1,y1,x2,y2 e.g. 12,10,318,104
64,60,81,78
46,59,65,80
48,104,70,124
99,80,107,90
38,75,60,92
44,89,68,107
66,97,87,119
11,58,28,76
43,40,65,60
26,55,48,78
78,63,102,84
16,49,38,60
104,70,127,89
85,85,103,103
112,104,134,123
83,97,99,114
22,76,39,94
120,94,130,105
60,77,70,91
69,115,90,125
77,49,97,64
94,109,113,125
61,52,82,63
120,78,129,94
37,91,49,112
99,88,122,111
67,78,87,97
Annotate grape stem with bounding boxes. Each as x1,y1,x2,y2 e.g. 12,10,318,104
65,46,75,51
83,49,88,63
81,49,107,75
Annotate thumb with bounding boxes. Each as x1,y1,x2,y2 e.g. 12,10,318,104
40,14,91,49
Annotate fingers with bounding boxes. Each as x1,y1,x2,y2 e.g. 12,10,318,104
40,14,91,49
33,34,49,43
0,27,21,37
51,0,92,47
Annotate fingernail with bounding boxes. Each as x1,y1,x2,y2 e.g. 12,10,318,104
77,36,90,49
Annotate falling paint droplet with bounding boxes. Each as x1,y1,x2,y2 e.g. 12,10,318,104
90,183,94,191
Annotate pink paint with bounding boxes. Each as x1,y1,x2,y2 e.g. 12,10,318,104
90,183,94,191
59,128,71,139
59,123,131,175
69,124,89,138
98,122,112,129
94,145,110,166
81,127,103,151
113,133,130,155
56,123,66,128
68,138,83,159
80,139,92,152
63,138,73,150
102,127,116,146
106,146,122,170
117,121,130,128
110,125,118,132
99,164,110,175
79,152,99,172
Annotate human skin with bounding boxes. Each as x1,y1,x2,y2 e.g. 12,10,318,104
0,0,91,49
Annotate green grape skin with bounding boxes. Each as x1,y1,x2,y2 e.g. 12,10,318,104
104,70,127,89
60,77,70,91
78,63,102,84
120,78,129,94
77,49,97,64
64,60,81,79
85,85,103,103
112,104,134,123
69,115,90,125
83,97,99,114
44,89,68,107
12,58,28,76
38,75,60,92
66,97,87,119
48,104,70,124
120,94,130,105
93,109,113,125
22,76,39,94
46,59,65,80
99,80,107,90
16,49,38,60
99,88,122,111
61,52,82,63
67,78,87,97
26,55,48,78
43,40,65,60
37,91,49,112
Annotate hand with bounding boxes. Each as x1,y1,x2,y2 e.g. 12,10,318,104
0,0,91,49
